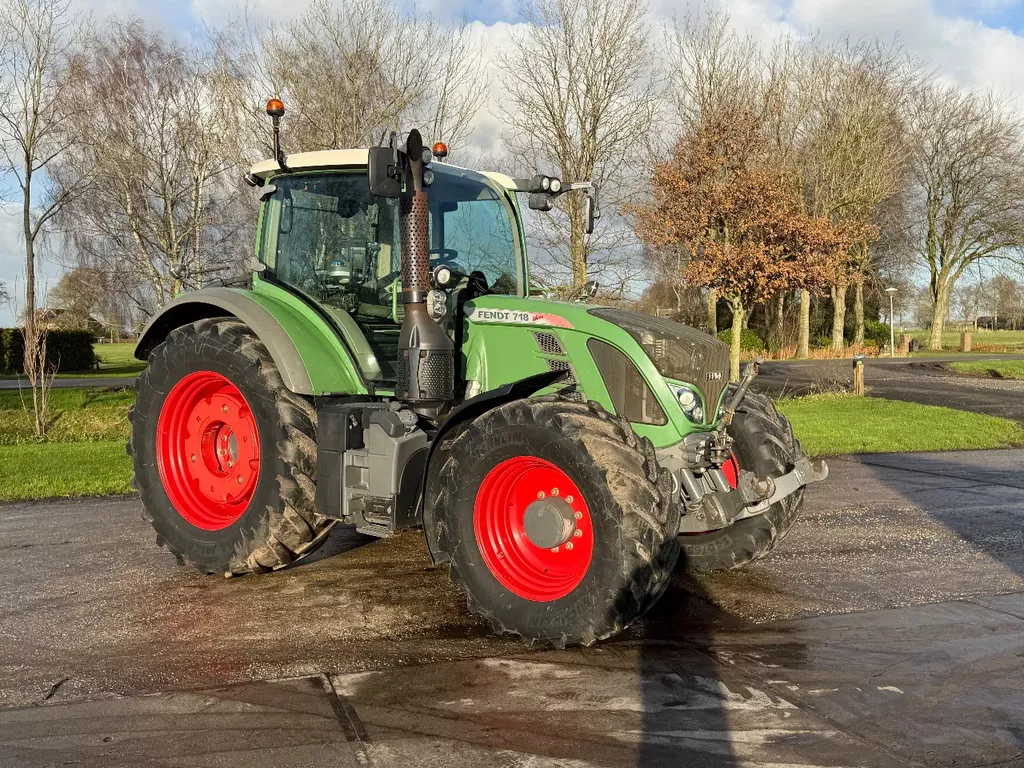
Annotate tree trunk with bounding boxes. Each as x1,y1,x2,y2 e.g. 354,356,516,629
928,285,950,350
706,288,717,335
728,297,744,381
771,293,785,351
854,283,865,346
830,284,847,350
797,289,810,359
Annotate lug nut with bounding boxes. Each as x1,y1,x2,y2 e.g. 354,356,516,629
574,511,582,520
537,491,545,499
565,495,573,503
565,542,574,550
551,488,559,496
552,546,559,553
574,529,582,538
190,454,197,463
236,476,244,484
222,405,229,413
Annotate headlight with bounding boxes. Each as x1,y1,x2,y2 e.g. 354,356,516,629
676,388,696,409
674,385,705,423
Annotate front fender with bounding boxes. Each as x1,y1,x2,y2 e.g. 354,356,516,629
135,287,364,396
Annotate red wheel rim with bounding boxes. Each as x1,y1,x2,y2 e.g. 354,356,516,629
473,456,594,602
722,453,740,489
156,371,261,531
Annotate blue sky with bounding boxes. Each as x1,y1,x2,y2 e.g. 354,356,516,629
3,0,1024,325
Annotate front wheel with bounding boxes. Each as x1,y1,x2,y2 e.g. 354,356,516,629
430,398,681,647
680,390,805,572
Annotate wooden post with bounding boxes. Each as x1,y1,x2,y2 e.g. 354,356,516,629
961,331,972,353
900,333,911,356
852,354,866,396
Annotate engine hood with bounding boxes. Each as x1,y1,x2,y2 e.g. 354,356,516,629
462,296,730,413
588,308,731,413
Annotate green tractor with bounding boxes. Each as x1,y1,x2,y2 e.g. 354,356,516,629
129,102,826,646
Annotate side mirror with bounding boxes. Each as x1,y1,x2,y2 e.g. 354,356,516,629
584,279,599,298
528,192,554,211
368,146,403,198
583,191,601,234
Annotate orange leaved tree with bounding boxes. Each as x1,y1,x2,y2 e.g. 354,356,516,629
634,110,868,379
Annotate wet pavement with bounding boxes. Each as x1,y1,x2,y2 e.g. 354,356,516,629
755,354,1024,421
2,449,1023,766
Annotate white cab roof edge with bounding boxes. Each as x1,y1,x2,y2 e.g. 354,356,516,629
249,150,517,191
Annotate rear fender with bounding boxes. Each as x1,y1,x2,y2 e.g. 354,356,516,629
135,287,364,396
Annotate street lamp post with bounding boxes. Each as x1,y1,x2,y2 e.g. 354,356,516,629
885,287,898,358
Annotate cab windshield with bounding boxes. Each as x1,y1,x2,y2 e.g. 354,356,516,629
259,165,523,381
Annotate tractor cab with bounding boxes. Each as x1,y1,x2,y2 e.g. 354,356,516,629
248,151,527,385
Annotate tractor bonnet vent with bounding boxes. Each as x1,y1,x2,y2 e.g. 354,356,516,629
534,331,565,356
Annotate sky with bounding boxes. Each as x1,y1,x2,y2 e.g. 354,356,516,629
2,0,1024,325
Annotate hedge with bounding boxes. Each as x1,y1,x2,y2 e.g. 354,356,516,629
0,329,97,375
717,327,766,352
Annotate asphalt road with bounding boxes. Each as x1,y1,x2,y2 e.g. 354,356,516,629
755,353,1024,421
0,376,136,390
2,449,1023,766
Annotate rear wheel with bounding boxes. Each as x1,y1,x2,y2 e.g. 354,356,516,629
129,318,333,574
680,390,805,572
431,397,680,647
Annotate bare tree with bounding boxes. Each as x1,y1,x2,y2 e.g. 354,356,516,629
499,0,657,289
909,84,1024,349
0,0,86,437
213,1,487,165
54,21,238,317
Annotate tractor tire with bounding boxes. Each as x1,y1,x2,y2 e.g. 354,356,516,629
680,389,805,573
431,397,680,647
128,318,333,575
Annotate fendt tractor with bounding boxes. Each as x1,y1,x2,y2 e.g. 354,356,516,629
128,100,827,646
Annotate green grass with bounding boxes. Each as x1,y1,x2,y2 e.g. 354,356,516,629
948,360,1024,380
0,441,133,502
0,387,133,445
906,328,1024,353
74,342,145,377
778,393,1024,456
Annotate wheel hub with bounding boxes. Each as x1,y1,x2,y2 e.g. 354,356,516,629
156,371,261,531
473,456,594,602
522,497,577,549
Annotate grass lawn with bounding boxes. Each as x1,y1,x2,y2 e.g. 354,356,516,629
948,360,1024,380
0,386,134,501
87,342,146,377
907,328,1024,353
778,393,1024,456
0,388,133,445
0,441,133,502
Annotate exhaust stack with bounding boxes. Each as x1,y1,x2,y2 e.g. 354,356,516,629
396,129,454,416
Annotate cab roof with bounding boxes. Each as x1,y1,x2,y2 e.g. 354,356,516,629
249,150,518,193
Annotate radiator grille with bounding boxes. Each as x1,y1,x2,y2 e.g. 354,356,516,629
588,339,667,425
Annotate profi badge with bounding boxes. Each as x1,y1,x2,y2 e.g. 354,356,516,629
466,307,573,329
